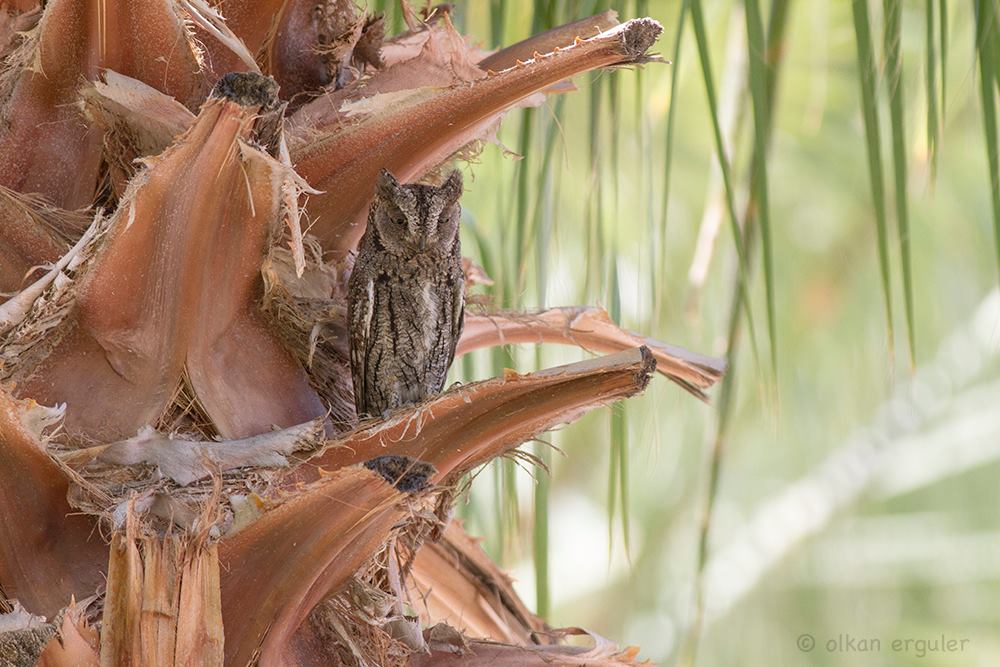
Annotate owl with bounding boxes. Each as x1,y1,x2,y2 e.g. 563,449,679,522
347,168,466,418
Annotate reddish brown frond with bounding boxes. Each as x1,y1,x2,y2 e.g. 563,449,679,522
0,188,73,296
289,13,483,132
0,0,205,208
10,84,324,440
413,626,646,666
408,520,546,644
460,307,725,399
37,599,100,667
0,388,105,617
82,71,197,201
210,0,383,100
218,466,407,666
477,10,620,71
286,347,656,486
290,18,663,258
209,0,287,60
0,3,39,63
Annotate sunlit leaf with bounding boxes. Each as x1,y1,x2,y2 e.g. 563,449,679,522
688,0,759,359
745,0,777,376
925,0,939,181
975,0,1000,275
684,3,792,664
939,0,948,121
657,0,688,322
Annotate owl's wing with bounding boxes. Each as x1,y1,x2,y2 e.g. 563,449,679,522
348,268,376,416
446,265,466,369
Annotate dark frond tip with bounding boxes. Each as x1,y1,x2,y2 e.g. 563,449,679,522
619,18,663,59
635,345,657,391
364,455,437,493
210,72,279,108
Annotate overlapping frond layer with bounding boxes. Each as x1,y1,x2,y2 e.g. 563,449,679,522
37,600,100,666
0,188,71,295
0,389,105,617
0,0,203,208
206,0,383,98
81,71,197,201
210,0,287,58
289,14,484,133
407,521,546,644
0,6,707,666
219,466,406,666
11,87,324,441
287,347,656,486
291,18,663,258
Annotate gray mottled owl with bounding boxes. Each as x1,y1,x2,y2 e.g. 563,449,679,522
347,168,466,418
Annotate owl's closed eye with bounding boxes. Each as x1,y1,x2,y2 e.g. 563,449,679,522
370,169,463,256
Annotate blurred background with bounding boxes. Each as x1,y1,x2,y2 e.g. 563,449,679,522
377,1,1000,664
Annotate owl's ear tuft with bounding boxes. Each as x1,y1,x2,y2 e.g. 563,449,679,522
377,169,400,197
440,170,464,202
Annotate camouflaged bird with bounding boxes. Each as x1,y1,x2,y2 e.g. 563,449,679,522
347,168,465,418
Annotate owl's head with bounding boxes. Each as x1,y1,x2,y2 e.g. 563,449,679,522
369,169,464,257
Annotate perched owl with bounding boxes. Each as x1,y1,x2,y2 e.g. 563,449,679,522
347,168,466,418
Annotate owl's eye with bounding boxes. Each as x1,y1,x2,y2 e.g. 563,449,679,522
386,206,406,225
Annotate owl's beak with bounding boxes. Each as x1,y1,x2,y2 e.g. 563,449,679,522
419,238,428,251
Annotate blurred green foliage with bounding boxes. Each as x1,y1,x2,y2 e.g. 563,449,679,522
424,1,1000,664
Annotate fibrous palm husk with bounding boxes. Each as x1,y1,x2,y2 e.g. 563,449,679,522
0,388,106,618
0,187,88,297
407,520,547,644
0,0,208,209
0,600,55,666
3,80,325,443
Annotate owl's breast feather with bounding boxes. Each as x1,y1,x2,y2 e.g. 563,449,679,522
419,282,440,352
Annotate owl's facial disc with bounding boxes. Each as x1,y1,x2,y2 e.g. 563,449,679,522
433,201,461,248
372,169,463,256
415,170,463,251
373,201,410,255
